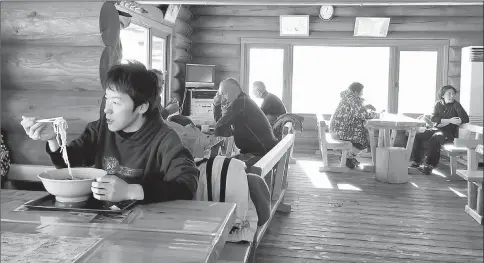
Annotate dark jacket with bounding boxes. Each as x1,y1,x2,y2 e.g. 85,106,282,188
261,92,287,124
430,100,469,139
46,112,199,203
213,92,278,156
272,113,304,140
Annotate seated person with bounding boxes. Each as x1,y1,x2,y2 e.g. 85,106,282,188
213,78,279,167
410,85,469,175
160,98,180,120
167,114,196,127
20,61,199,203
151,69,180,119
252,81,287,125
330,82,378,169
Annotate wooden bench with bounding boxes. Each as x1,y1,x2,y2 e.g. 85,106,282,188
442,123,483,177
217,123,296,263
454,138,483,225
316,114,352,172
282,122,296,164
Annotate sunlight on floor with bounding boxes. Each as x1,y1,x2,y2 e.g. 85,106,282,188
336,184,362,191
410,182,419,188
297,160,333,188
432,169,448,178
448,187,467,198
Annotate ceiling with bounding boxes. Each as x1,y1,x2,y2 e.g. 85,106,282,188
138,0,484,6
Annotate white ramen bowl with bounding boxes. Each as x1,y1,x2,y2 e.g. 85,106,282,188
38,168,107,203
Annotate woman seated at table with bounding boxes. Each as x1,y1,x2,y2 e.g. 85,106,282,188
410,85,469,175
329,82,378,169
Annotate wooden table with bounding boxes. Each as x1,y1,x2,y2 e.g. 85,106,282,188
1,190,236,263
365,113,426,172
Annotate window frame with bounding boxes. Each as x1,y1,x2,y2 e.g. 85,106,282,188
392,46,446,116
240,38,449,115
241,43,292,111
117,5,175,106
150,28,172,106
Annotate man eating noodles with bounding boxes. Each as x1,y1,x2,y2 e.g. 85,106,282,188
20,61,199,203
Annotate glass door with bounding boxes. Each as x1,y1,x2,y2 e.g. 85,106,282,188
243,45,290,110
393,48,443,116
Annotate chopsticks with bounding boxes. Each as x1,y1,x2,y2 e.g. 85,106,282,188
36,117,63,123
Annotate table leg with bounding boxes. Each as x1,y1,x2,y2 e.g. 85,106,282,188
384,129,391,147
369,127,377,167
390,129,398,147
378,128,385,148
405,128,417,163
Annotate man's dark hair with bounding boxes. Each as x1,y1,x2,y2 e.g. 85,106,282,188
348,82,364,94
106,60,160,115
438,85,457,99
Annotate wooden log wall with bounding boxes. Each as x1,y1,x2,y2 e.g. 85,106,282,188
189,5,483,153
171,5,193,104
1,2,105,165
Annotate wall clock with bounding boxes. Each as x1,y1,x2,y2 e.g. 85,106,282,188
279,15,310,37
320,5,334,20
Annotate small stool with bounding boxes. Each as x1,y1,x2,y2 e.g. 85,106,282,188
375,147,408,184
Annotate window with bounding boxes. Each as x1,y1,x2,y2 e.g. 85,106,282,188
241,39,447,115
119,20,172,106
120,23,149,66
151,35,166,73
248,48,285,106
397,51,439,115
292,46,389,114
151,32,168,106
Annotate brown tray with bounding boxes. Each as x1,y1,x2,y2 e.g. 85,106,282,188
23,194,137,214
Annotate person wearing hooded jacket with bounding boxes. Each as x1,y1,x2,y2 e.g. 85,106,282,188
329,82,378,169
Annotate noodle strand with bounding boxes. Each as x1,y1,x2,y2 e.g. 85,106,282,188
52,118,72,179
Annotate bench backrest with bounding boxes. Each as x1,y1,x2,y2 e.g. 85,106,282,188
248,129,295,180
455,138,482,171
459,123,484,141
246,125,295,245
317,115,330,147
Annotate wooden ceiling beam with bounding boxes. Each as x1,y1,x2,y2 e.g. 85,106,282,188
138,1,483,6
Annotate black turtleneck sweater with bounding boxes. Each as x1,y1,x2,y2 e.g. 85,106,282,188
213,92,278,156
46,112,199,203
430,99,470,138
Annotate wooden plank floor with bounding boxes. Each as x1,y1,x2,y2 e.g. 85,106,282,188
255,153,483,263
